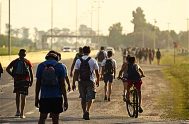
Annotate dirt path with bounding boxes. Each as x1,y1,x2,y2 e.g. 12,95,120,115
0,51,189,123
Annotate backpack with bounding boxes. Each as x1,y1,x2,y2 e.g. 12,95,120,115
79,57,91,81
41,63,58,86
12,59,29,76
104,59,114,75
97,51,105,62
127,63,140,81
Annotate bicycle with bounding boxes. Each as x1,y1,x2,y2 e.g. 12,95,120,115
117,77,143,118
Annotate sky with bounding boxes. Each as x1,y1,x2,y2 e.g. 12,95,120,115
0,0,189,35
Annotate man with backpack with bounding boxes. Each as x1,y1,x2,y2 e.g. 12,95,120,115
72,46,100,120
35,50,68,124
95,46,107,70
6,49,33,118
101,51,117,101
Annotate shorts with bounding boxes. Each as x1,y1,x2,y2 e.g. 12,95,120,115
78,81,96,102
127,80,142,91
13,81,30,95
39,97,63,114
103,74,113,83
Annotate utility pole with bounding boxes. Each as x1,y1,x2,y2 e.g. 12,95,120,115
50,0,53,50
8,0,11,55
75,0,78,50
167,22,170,49
153,19,157,50
187,18,189,50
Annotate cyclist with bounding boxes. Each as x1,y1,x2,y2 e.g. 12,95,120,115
126,56,145,113
118,55,130,101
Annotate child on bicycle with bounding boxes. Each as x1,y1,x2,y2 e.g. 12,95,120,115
126,56,145,113
118,55,130,102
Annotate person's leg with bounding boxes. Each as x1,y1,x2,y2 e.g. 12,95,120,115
20,94,26,118
107,82,112,101
15,92,20,115
81,99,86,114
51,113,59,124
38,113,48,124
104,82,107,100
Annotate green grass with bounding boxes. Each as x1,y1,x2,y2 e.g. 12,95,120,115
160,52,189,119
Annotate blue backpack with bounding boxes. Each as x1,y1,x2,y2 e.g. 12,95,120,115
127,63,140,81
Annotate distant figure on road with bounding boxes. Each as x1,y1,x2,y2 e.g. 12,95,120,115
101,50,117,101
0,62,3,79
70,47,83,77
6,49,33,118
35,50,68,124
156,48,161,65
72,46,100,120
95,46,107,71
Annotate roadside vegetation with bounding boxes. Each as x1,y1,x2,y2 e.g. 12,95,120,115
160,50,189,119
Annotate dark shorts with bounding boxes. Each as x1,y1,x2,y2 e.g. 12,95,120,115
127,80,142,91
13,81,29,95
78,81,96,102
39,97,63,114
103,74,113,83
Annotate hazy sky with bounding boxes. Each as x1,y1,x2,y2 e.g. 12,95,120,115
0,0,189,35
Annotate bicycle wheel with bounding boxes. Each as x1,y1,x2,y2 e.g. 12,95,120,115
126,90,135,117
133,89,139,118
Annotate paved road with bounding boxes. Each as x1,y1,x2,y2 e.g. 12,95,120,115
0,51,189,124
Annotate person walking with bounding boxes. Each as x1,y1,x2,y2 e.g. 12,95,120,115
0,62,3,79
95,46,107,71
101,51,117,101
156,48,161,65
35,51,68,124
6,49,33,118
72,46,100,120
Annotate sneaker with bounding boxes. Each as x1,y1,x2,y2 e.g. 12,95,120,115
104,96,107,100
107,98,110,101
20,115,26,119
83,112,90,120
15,112,20,116
139,107,143,113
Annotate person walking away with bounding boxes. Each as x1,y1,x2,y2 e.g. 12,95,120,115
101,51,116,101
35,51,68,124
0,62,3,79
6,49,33,118
95,46,107,73
148,49,154,64
156,48,161,65
70,47,83,77
126,57,145,113
117,55,130,101
72,46,100,120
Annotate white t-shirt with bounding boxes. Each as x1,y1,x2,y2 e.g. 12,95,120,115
75,55,99,82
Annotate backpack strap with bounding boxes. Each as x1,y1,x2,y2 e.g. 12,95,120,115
79,57,91,63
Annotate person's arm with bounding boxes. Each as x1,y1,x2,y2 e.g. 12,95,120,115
28,65,33,86
95,69,100,87
65,76,71,92
6,61,14,77
72,69,79,91
138,65,145,77
70,56,77,77
0,63,3,73
60,77,68,111
113,60,116,79
35,78,41,108
118,63,126,78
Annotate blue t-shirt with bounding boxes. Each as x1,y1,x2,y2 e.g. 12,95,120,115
36,60,66,98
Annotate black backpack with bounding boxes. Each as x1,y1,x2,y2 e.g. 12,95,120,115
104,59,114,75
127,63,140,81
97,51,105,62
79,57,91,81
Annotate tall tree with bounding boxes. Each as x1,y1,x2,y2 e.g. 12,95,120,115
108,22,123,47
21,27,29,39
131,7,146,32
